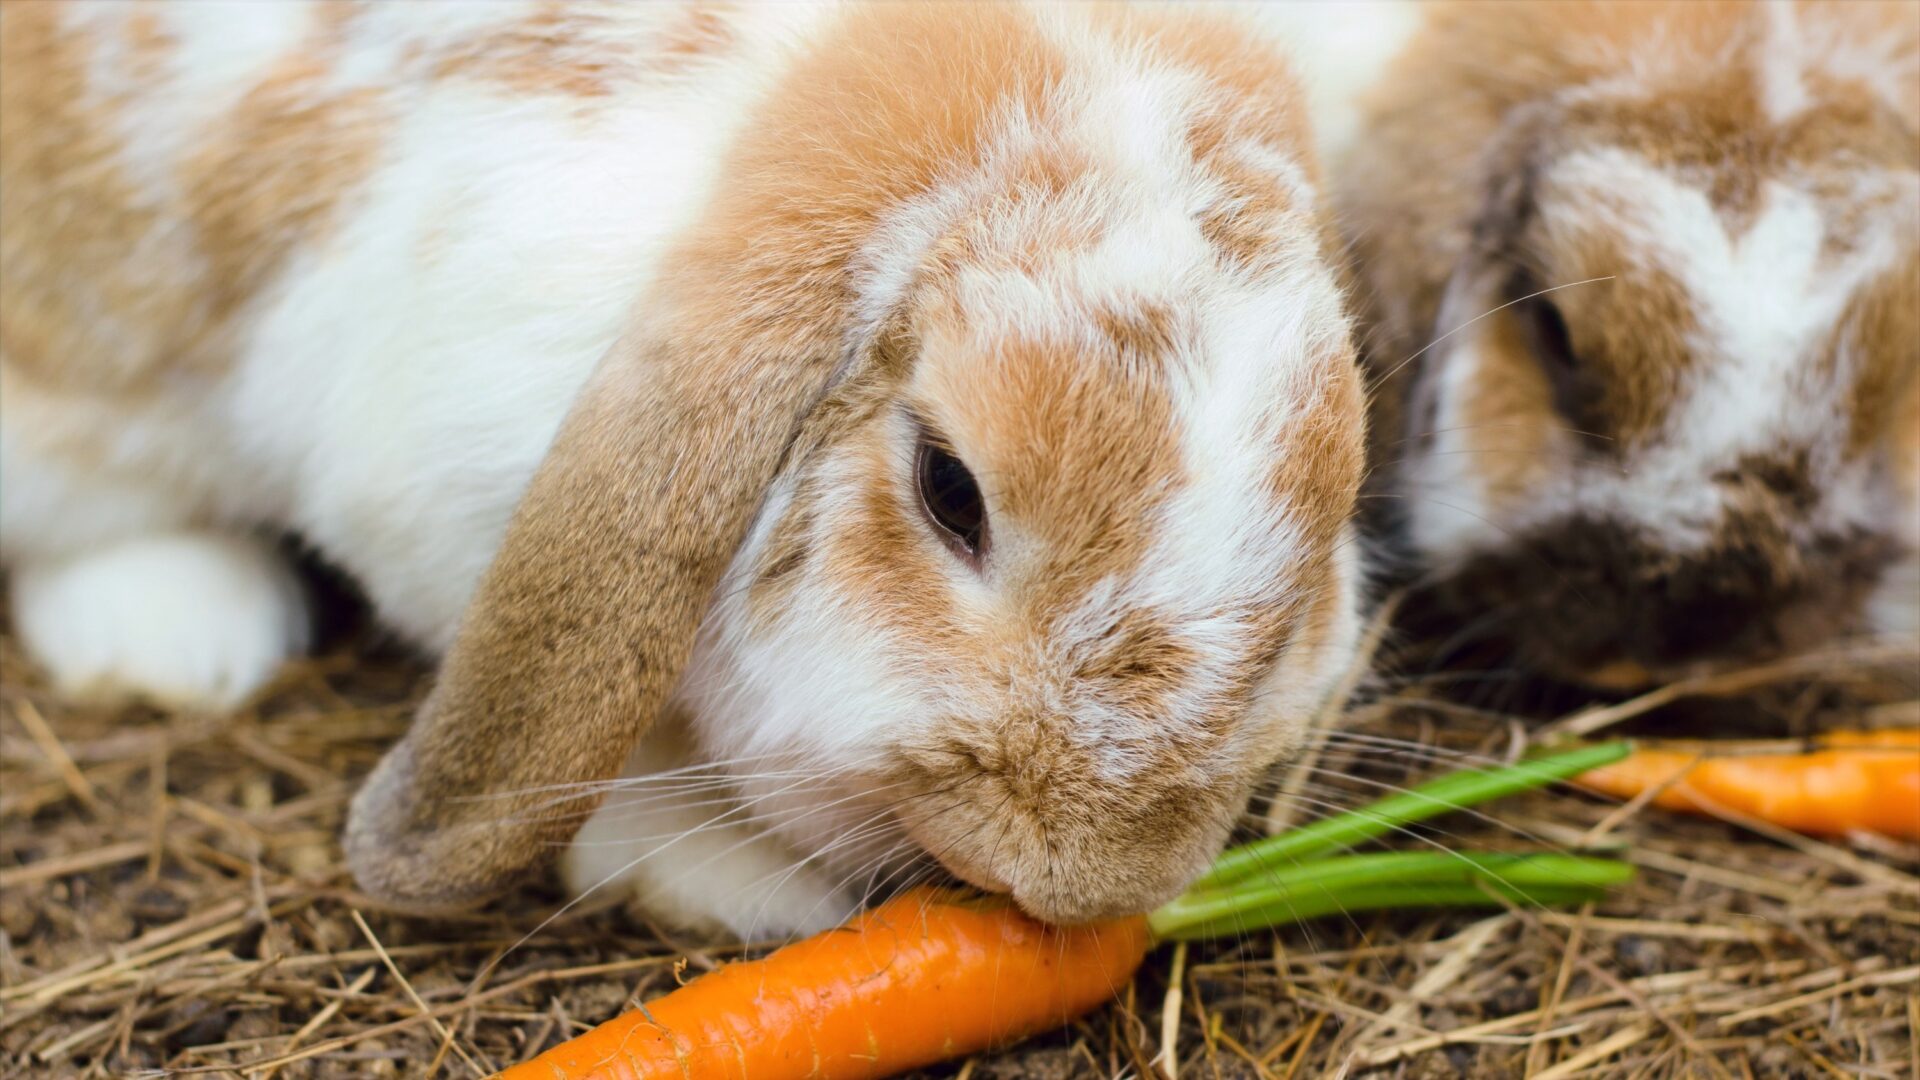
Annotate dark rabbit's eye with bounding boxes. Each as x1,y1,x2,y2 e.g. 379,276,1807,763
1512,280,1611,446
916,439,987,559
1523,294,1577,371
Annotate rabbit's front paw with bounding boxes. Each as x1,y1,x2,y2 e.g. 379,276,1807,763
12,533,311,710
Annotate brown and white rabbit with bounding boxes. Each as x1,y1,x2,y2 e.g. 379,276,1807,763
0,2,1369,935
1319,0,1918,688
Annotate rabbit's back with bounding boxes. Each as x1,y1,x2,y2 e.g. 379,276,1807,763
1,0,821,647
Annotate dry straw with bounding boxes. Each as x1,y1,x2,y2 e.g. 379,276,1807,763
2,620,1915,1078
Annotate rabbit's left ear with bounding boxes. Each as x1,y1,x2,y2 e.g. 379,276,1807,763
345,273,861,907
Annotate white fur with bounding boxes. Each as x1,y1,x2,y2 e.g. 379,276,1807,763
1236,0,1421,168
5,0,829,656
11,533,309,710
561,723,858,939
1757,0,1813,122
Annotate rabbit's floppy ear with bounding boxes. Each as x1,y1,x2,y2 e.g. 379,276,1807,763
344,265,857,907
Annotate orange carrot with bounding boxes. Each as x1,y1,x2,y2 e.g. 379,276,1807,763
494,887,1150,1080
496,747,1637,1080
1577,729,1920,840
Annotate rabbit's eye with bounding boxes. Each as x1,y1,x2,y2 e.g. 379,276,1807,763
1523,294,1578,372
1512,285,1611,447
917,439,987,559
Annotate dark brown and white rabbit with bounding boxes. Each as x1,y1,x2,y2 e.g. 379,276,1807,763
1318,0,1918,688
0,2,1369,935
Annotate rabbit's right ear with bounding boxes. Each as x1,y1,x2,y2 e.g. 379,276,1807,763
343,268,859,908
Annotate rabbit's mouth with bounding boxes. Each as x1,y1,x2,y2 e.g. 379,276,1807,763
920,844,1012,895
884,745,1240,926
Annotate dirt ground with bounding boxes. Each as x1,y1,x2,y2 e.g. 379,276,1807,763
3,607,1916,1078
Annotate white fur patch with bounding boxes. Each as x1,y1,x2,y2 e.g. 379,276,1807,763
1757,0,1813,122
11,533,309,710
562,724,859,940
1236,0,1421,167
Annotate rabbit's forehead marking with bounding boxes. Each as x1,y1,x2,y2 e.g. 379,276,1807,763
1548,156,1906,437
903,283,1359,719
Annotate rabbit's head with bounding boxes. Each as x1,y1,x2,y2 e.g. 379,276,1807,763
347,2,1368,923
1343,0,1919,687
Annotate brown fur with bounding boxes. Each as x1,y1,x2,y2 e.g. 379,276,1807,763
655,4,735,69
942,337,1183,612
185,50,385,342
1446,311,1559,507
1116,5,1317,272
1837,251,1920,456
1,3,197,392
1272,353,1366,542
1074,610,1199,716
1503,223,1701,448
1093,300,1182,370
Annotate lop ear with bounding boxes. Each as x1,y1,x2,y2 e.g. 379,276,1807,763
344,279,854,907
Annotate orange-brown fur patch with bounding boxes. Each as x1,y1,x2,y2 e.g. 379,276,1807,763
1,3,189,392
1242,351,1364,691
1074,610,1198,717
1196,147,1298,273
122,0,173,69
1834,250,1920,457
1452,310,1562,509
184,58,384,343
935,336,1183,615
1271,349,1367,536
1,2,385,398
1527,230,1700,446
1092,301,1181,373
1101,3,1310,165
653,3,736,77
430,2,632,99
